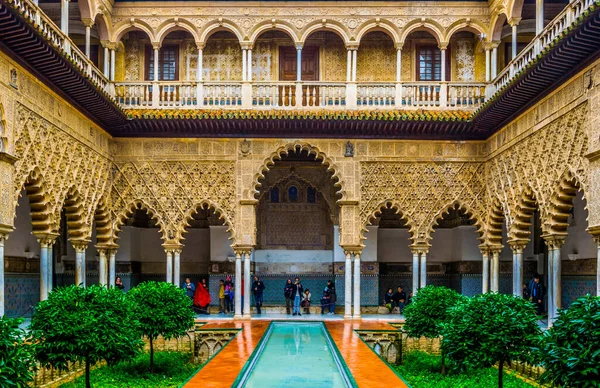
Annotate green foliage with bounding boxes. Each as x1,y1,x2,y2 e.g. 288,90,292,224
393,351,536,388
0,317,35,388
59,351,199,388
31,285,143,388
442,293,540,387
127,281,195,371
403,285,466,339
537,295,600,388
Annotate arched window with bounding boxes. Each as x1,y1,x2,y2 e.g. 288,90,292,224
288,186,298,202
270,187,280,203
307,187,316,203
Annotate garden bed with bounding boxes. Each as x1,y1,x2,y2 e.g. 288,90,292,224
393,352,538,388
59,351,201,388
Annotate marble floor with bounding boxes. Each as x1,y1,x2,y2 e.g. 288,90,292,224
196,312,406,322
185,319,408,388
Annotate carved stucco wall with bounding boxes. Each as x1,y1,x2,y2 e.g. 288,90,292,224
357,32,397,82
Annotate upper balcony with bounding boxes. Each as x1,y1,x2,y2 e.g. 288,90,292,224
1,0,599,138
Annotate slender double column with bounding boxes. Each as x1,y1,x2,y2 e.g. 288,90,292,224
353,252,361,319
344,252,352,319
509,242,526,297
173,249,181,287
165,250,173,284
234,252,242,319
490,249,501,292
243,252,252,319
98,249,108,286
72,240,89,287
343,250,362,319
481,249,490,293
0,232,7,316
411,250,419,296
410,247,428,294
108,249,117,287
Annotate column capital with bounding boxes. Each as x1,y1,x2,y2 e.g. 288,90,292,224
232,245,254,257
438,42,449,50
0,225,14,240
100,40,109,49
81,18,94,28
507,239,528,253
95,242,119,254
151,42,161,50
479,243,502,255
294,42,303,50
345,43,359,51
162,243,184,254
341,245,362,256
491,40,501,49
240,42,253,50
195,41,205,50
105,41,118,51
586,225,600,242
70,239,90,251
410,244,430,255
395,42,404,50
35,232,59,247
541,234,567,249
508,18,521,27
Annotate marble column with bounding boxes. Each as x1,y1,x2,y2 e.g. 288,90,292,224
0,234,6,316
491,250,500,292
353,252,361,319
346,49,352,82
173,249,181,287
547,242,554,321
411,250,419,295
73,242,87,287
351,50,357,82
440,48,447,82
344,252,352,319
165,250,173,284
109,250,116,287
396,48,402,82
552,243,563,321
47,243,54,292
482,249,490,293
247,48,253,82
153,46,160,82
234,253,242,318
110,49,116,82
511,244,524,297
84,25,91,57
39,242,49,300
296,47,302,81
103,45,109,76
596,237,600,296
485,48,491,82
511,22,519,60
491,45,498,79
98,249,108,286
536,0,544,35
60,0,69,35
197,48,203,81
419,251,427,288
243,252,251,319
242,49,247,82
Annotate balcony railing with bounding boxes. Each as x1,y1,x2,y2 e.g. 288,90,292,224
492,0,595,92
115,81,488,110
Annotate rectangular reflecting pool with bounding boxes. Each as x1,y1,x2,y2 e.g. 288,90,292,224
233,322,356,387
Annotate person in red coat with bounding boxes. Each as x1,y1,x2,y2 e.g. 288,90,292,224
194,279,211,315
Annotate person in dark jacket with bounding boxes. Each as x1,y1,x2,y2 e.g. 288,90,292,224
252,276,266,314
320,287,331,315
290,277,304,316
383,288,394,312
391,286,407,313
283,279,294,314
326,280,337,315
529,274,544,315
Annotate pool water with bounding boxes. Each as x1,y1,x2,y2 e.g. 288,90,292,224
236,322,354,387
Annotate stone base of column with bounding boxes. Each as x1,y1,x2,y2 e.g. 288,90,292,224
352,314,362,320
242,314,252,320
233,314,244,320
343,314,353,320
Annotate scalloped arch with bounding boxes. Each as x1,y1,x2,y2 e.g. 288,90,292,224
508,186,540,242
545,169,588,236
361,200,416,243
428,200,485,242
15,167,53,235
112,199,166,242
59,185,88,240
179,200,235,244
251,142,346,202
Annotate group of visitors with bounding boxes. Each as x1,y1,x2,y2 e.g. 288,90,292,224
182,277,211,314
523,273,544,315
383,286,412,314
283,278,336,315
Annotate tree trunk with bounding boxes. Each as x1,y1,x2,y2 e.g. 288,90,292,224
149,337,154,373
441,352,446,375
498,359,504,388
85,358,91,388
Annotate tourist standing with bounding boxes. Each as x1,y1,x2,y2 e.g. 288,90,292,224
392,286,407,314
224,276,234,314
284,279,293,314
320,286,331,314
302,289,311,314
530,274,544,315
115,277,125,292
383,288,394,312
182,277,196,300
326,280,336,315
194,279,211,315
291,277,304,316
252,276,265,314
218,279,226,314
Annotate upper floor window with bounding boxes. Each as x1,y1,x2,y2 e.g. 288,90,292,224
145,45,179,81
416,46,450,81
270,187,280,203
288,186,298,202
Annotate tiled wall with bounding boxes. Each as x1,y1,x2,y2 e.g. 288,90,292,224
5,274,39,317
